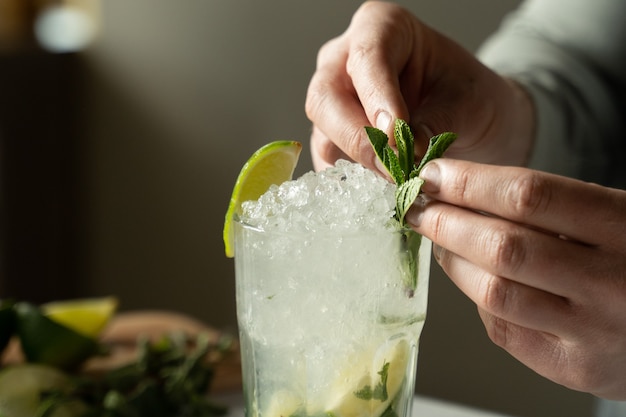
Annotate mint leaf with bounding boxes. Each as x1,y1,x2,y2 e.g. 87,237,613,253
395,177,424,225
365,125,405,185
365,126,389,166
365,119,456,226
413,132,457,176
353,361,390,402
402,230,422,297
385,147,405,185
394,119,414,180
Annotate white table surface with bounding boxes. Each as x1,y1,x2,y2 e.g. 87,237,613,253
411,396,511,417
216,393,512,417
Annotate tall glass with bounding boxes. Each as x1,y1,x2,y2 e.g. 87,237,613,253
234,217,431,417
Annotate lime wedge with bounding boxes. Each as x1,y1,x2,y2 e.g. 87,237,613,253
15,302,99,370
259,340,411,417
41,296,118,338
223,140,302,258
325,339,410,417
0,364,86,417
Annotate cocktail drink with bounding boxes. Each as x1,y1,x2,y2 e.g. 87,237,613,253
233,160,431,417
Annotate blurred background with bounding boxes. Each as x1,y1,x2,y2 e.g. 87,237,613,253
0,1,596,416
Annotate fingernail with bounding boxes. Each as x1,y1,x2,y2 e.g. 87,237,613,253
433,243,444,262
419,162,441,194
376,111,392,131
374,157,386,175
374,157,393,181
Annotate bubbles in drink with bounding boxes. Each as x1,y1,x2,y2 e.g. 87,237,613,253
235,160,430,417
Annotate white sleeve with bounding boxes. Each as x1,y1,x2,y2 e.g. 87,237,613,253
477,0,626,188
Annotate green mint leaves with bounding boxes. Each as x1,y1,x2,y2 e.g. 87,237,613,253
366,120,456,297
415,129,458,174
37,333,232,417
365,119,457,224
354,361,390,402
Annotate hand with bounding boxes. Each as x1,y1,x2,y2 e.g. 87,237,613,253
305,1,534,172
406,158,626,400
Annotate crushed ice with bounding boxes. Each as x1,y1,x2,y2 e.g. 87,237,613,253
240,160,398,233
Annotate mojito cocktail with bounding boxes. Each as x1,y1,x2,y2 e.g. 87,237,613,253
233,160,431,417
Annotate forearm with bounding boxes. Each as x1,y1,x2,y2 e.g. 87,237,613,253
477,0,626,188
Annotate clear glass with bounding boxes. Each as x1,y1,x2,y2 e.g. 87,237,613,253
234,217,431,417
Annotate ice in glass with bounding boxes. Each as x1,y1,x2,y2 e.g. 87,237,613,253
234,160,431,417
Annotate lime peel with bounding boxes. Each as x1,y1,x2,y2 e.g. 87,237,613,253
41,296,118,338
223,140,302,258
15,302,100,371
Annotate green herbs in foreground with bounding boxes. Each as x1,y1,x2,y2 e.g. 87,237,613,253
37,333,231,417
365,119,457,224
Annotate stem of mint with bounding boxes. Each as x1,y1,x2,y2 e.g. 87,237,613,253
366,119,457,296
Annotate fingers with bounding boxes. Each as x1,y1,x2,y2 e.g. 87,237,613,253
344,2,414,132
421,201,606,302
475,309,581,390
306,1,527,170
310,126,349,171
435,247,573,335
435,232,626,398
476,307,626,398
305,36,379,170
305,1,416,169
417,159,626,249
406,158,626,398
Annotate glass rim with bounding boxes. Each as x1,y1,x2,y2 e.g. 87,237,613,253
233,212,416,239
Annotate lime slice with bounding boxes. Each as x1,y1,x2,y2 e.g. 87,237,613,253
223,140,302,258
324,339,411,417
15,302,99,370
0,364,86,417
263,389,304,417
41,296,118,338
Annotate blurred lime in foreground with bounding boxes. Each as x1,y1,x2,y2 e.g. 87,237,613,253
0,364,86,417
15,302,101,370
41,296,118,338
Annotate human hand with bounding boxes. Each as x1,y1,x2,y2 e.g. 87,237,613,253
406,158,626,400
305,1,534,172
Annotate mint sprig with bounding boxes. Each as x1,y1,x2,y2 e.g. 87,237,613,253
366,119,456,297
365,119,457,224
